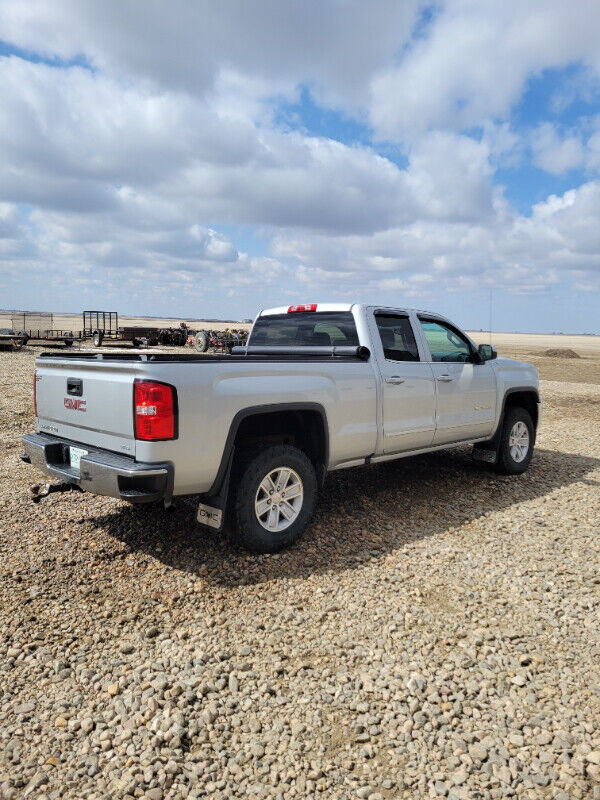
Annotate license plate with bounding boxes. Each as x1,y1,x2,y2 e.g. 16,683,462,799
69,446,88,472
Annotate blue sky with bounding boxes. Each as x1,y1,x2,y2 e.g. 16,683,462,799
1,1,600,332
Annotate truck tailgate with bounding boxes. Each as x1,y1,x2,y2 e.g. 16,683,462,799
35,360,135,455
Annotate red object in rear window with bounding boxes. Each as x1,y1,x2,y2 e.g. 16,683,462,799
288,304,317,313
134,380,177,441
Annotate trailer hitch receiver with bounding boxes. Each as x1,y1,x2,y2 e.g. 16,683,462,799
30,481,83,503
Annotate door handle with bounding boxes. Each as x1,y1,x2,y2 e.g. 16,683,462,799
436,374,453,382
385,376,405,385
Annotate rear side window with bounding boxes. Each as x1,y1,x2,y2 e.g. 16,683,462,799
249,312,359,346
375,315,419,361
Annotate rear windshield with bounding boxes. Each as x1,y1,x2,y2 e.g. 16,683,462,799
249,311,359,347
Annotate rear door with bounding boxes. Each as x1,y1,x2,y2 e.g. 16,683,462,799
416,317,497,444
370,311,436,453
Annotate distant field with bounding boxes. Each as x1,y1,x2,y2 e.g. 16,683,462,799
55,314,251,333
468,330,600,357
467,330,600,384
0,312,251,334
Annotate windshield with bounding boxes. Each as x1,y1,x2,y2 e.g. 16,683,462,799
249,311,359,347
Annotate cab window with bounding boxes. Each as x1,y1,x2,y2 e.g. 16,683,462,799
419,318,471,362
375,314,419,361
249,312,359,346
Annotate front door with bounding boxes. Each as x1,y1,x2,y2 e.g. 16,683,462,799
373,313,436,453
417,317,497,444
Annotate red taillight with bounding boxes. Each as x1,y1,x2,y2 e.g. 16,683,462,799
288,304,317,313
134,380,177,441
33,370,37,416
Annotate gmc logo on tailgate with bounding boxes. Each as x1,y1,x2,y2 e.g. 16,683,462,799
64,398,86,412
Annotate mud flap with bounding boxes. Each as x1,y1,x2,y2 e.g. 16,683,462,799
473,423,502,465
197,502,223,530
472,447,498,464
196,447,235,534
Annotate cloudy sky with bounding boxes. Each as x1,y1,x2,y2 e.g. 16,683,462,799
1,1,600,332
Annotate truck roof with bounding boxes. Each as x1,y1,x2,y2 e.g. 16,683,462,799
259,303,451,320
260,303,354,316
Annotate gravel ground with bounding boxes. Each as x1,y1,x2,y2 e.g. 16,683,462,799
1,348,599,800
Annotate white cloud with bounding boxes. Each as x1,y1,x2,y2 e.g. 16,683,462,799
0,203,37,262
272,180,600,296
580,118,600,174
0,0,421,109
0,56,505,244
369,0,600,140
527,118,600,176
406,132,494,221
531,123,585,175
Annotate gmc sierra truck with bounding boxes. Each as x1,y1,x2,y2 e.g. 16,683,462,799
22,304,540,552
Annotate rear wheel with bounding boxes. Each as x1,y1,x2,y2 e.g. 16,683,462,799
93,331,103,347
496,407,534,474
233,444,317,552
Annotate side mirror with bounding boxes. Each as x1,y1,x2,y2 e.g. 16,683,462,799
477,343,497,362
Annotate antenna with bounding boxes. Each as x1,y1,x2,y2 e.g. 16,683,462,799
489,289,493,344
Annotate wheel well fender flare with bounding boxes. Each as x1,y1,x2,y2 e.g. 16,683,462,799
207,402,329,498
482,386,540,452
501,387,540,427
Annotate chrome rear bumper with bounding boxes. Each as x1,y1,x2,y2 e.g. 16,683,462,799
22,433,173,504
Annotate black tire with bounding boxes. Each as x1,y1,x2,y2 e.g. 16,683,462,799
496,406,534,475
93,331,103,347
63,338,74,347
233,444,317,553
194,330,209,353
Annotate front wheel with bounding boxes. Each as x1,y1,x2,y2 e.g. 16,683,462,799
496,407,534,474
233,444,317,552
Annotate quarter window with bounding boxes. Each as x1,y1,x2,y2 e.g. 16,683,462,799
419,319,472,362
375,315,420,362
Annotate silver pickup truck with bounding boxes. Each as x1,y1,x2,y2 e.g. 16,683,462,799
22,303,540,552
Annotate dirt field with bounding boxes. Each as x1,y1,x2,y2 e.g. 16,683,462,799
1,341,599,800
469,330,600,358
467,331,600,386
